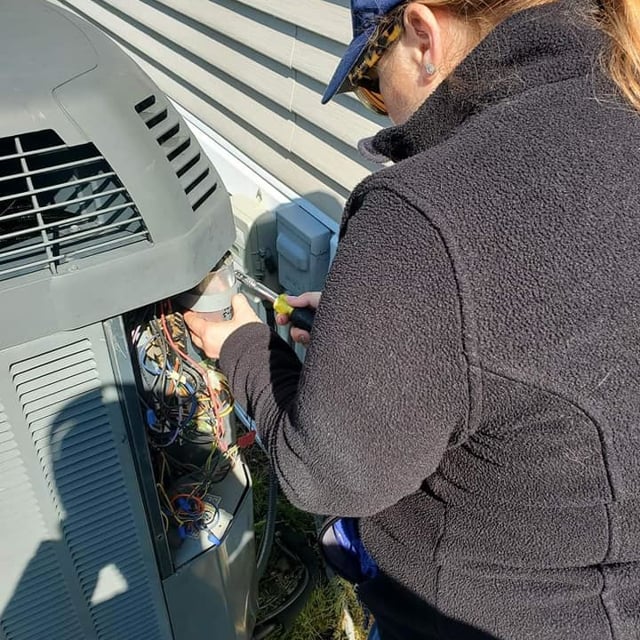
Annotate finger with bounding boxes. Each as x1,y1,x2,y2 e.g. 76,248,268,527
290,328,310,345
231,293,252,313
231,293,262,325
285,294,307,307
286,291,320,309
190,333,204,350
275,313,289,325
183,310,205,335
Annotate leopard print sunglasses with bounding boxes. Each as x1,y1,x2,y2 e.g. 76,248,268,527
348,7,405,115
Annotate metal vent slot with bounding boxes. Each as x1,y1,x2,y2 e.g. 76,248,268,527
145,109,168,130
166,137,191,163
134,95,155,114
192,181,218,212
1,545,86,640
0,406,47,528
135,95,218,212
12,341,166,640
0,130,151,283
185,167,209,195
157,123,180,146
175,151,201,179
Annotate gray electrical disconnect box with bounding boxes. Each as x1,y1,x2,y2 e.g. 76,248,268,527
276,203,331,294
231,194,279,293
0,1,256,639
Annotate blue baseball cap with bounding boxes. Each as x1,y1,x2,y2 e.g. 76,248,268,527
321,0,405,104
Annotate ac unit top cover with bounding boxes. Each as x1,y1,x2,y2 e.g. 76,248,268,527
0,0,235,350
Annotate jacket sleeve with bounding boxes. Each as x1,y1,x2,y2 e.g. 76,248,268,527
219,187,469,517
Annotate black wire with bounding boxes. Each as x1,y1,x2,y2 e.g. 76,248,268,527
130,301,237,540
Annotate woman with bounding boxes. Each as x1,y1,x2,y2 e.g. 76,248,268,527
186,0,640,638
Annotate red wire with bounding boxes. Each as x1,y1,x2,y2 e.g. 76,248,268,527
171,493,206,513
160,300,227,451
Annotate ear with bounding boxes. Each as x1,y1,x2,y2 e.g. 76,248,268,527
402,2,445,78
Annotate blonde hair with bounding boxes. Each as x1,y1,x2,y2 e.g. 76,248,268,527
407,0,640,110
595,0,640,110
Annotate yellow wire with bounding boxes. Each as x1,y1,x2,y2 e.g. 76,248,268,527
158,483,185,525
217,403,234,418
159,453,168,485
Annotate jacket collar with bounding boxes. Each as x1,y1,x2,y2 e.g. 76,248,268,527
368,0,603,163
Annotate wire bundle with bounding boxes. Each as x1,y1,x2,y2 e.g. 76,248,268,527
131,301,233,448
154,447,233,539
129,299,237,544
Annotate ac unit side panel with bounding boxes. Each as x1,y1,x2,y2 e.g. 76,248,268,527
0,401,89,640
0,324,173,640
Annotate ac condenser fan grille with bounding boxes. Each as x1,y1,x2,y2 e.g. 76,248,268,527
135,95,218,212
0,130,151,282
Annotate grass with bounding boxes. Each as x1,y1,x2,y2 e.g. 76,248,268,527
280,577,369,640
247,446,371,640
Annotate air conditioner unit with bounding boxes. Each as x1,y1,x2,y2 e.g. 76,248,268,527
0,1,257,638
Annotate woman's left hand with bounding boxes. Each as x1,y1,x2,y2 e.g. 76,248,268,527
184,293,261,359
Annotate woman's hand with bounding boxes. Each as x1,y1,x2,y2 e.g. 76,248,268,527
184,293,261,359
275,291,321,346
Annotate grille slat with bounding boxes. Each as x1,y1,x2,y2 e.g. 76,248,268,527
0,222,147,270
0,155,105,183
15,136,54,273
57,216,146,245
136,95,218,213
0,242,56,263
0,255,60,277
0,130,151,282
65,230,149,259
0,201,137,241
0,171,118,203
0,143,68,162
0,186,128,222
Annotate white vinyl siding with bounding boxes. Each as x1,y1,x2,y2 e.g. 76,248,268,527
50,0,386,221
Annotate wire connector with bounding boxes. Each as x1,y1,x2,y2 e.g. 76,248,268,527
237,431,256,448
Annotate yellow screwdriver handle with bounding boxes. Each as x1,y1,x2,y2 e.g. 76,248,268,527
273,294,294,316
272,294,315,332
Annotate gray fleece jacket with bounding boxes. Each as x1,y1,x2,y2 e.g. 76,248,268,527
220,1,640,638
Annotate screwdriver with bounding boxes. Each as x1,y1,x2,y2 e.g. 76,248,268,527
234,271,316,333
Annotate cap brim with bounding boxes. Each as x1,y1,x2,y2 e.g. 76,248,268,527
321,29,374,104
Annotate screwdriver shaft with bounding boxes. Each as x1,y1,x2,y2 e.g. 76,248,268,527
234,270,277,303
235,270,316,333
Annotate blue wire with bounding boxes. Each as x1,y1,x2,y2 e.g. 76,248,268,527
139,347,163,375
234,403,266,452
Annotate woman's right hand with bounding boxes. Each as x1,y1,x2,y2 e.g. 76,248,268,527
275,291,321,345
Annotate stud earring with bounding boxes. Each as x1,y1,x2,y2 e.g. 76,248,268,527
424,62,437,76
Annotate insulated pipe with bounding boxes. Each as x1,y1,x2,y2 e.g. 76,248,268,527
256,465,279,582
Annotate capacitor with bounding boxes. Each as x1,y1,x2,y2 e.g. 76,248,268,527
178,253,237,321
